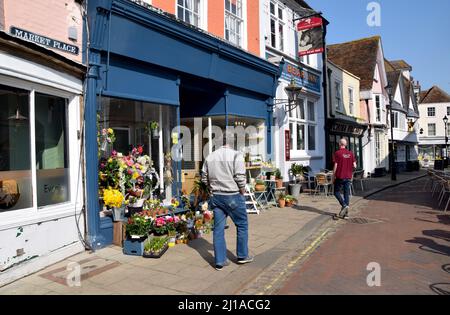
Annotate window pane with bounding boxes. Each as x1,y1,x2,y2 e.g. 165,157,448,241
307,101,315,121
270,2,275,15
270,19,276,47
278,23,284,51
308,125,315,151
297,124,305,150
0,84,32,212
178,0,184,6
35,93,70,207
278,7,283,19
225,0,230,12
297,99,305,120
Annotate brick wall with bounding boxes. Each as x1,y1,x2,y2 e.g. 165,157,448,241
3,0,83,63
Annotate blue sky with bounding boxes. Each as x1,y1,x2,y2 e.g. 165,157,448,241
307,0,450,94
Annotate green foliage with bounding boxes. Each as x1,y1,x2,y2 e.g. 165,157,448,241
290,163,305,176
144,236,168,253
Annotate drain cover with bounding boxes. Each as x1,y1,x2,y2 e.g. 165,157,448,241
347,217,382,225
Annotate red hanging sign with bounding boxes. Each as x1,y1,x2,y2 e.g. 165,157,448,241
297,17,324,57
285,130,291,161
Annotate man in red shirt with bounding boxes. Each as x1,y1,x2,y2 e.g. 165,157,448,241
332,138,357,219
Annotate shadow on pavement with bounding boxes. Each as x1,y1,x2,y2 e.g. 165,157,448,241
187,237,236,267
442,264,450,274
422,229,450,242
429,283,450,295
405,237,450,257
293,205,336,217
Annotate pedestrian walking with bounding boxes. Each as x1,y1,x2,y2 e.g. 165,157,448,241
201,137,253,270
332,138,357,219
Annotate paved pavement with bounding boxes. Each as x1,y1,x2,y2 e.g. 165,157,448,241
0,171,427,295
275,177,450,295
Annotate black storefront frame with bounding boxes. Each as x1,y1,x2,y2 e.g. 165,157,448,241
327,132,363,170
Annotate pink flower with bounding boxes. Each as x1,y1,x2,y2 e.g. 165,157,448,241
126,159,134,167
111,150,117,156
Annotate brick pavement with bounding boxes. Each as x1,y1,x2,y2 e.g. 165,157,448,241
0,171,426,295
276,177,450,295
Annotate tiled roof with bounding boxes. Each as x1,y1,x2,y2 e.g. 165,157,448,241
419,86,450,104
389,60,412,71
327,36,381,90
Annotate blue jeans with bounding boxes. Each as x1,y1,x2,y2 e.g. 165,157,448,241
210,193,249,266
334,179,351,208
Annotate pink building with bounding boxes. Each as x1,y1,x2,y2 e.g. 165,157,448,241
0,0,85,285
1,0,83,63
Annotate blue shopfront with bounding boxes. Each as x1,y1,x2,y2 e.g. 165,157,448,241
85,0,281,248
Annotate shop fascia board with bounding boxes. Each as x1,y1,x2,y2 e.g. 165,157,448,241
96,0,279,77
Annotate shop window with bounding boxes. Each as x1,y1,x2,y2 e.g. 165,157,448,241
0,85,70,212
0,85,32,212
35,93,69,207
177,0,201,27
225,0,243,47
99,98,177,197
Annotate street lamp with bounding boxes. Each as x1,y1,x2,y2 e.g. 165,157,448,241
386,84,396,181
274,78,303,113
443,115,449,162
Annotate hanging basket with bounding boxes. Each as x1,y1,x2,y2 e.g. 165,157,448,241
112,206,126,222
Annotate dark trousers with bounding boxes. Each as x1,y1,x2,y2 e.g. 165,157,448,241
334,179,351,208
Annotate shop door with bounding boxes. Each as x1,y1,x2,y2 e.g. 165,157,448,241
180,119,199,195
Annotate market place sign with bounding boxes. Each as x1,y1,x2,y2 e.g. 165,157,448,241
10,27,79,55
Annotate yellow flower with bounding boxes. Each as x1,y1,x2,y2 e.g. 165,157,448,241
132,172,140,180
103,188,124,208
108,128,114,135
108,158,113,163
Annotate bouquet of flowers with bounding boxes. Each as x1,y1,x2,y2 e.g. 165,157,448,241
102,188,124,208
125,212,151,238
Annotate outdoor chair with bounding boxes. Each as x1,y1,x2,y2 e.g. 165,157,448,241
314,173,333,197
352,169,368,192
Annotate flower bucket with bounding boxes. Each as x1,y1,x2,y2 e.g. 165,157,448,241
112,206,126,222
289,183,301,197
152,129,159,139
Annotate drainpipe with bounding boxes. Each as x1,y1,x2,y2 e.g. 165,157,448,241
322,19,330,170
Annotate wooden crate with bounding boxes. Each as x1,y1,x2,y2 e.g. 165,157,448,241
113,222,125,247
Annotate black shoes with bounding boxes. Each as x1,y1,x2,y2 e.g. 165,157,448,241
215,260,230,271
237,256,254,264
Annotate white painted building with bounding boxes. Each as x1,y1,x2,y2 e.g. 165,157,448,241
261,0,326,180
418,86,450,161
385,60,420,171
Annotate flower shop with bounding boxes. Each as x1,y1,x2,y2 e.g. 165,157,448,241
85,0,280,251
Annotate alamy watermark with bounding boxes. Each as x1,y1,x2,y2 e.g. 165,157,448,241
366,262,381,287
367,2,381,27
66,262,81,287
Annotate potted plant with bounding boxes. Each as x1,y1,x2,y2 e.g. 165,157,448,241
192,179,210,207
278,193,286,208
274,169,284,189
255,179,266,192
289,163,304,197
143,236,169,258
123,212,151,256
149,121,159,139
284,195,297,207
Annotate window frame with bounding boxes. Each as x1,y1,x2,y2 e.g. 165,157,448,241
375,95,381,122
334,81,342,111
288,96,317,155
0,75,81,225
428,123,436,136
176,0,202,28
269,0,285,52
427,107,435,117
348,86,354,115
225,0,244,48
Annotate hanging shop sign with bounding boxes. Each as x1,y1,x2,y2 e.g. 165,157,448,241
297,17,324,57
285,130,291,161
330,122,365,136
10,26,79,55
281,62,321,93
